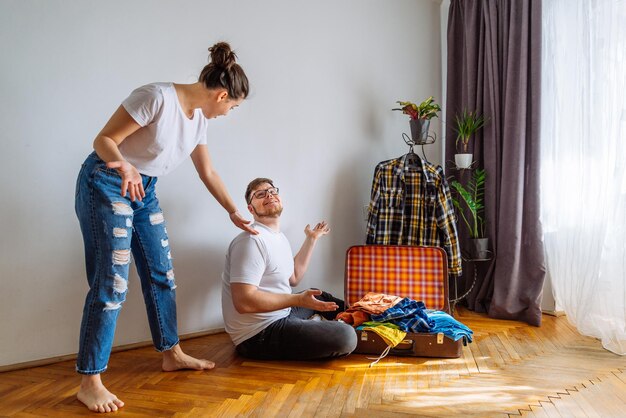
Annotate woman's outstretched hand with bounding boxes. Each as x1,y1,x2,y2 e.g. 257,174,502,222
106,160,145,202
230,210,258,235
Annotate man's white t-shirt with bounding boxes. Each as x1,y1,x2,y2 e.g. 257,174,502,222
222,222,295,345
119,82,209,177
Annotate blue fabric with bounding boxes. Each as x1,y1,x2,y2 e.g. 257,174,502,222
75,152,179,374
367,299,474,343
370,298,434,332
427,310,474,342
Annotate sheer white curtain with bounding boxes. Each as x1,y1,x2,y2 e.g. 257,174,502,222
541,0,626,355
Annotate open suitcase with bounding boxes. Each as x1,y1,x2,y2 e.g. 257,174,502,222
345,245,464,358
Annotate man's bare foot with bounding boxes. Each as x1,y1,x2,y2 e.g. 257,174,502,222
77,374,124,413
162,343,215,372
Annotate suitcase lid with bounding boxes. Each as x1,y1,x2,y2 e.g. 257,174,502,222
344,245,450,313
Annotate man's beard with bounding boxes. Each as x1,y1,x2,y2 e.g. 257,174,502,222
252,203,283,218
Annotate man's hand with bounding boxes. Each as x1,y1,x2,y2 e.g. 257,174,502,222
230,210,259,235
291,222,331,287
231,284,336,314
297,289,338,311
304,221,330,240
106,160,145,202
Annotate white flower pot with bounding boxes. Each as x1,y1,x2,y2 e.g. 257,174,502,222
455,153,473,169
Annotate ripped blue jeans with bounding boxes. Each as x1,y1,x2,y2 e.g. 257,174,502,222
75,152,179,374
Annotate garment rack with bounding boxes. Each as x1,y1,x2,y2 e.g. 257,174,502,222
403,132,434,163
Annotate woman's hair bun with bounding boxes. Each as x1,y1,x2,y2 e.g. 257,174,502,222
199,41,249,99
209,42,237,70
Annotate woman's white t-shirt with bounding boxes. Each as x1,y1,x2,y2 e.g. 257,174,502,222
119,82,209,177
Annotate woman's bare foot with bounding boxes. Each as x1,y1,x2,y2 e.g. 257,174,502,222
77,374,124,413
162,343,215,372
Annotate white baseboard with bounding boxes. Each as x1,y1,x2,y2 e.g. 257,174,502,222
0,327,225,373
542,309,566,317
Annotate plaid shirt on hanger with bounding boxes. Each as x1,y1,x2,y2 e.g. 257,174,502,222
366,154,462,276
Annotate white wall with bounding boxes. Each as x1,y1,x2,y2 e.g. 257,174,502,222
0,0,443,366
440,0,450,168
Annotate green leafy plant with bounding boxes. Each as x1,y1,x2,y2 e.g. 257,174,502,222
451,168,486,238
454,109,487,152
393,96,442,120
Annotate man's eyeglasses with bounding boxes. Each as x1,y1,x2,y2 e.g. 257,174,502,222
250,187,279,201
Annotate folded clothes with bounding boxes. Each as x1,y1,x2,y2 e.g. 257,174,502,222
427,310,474,342
339,292,404,327
348,292,404,315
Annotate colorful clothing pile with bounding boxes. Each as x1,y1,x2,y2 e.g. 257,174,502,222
345,293,474,343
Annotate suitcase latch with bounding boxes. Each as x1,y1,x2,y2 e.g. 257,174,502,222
437,332,444,344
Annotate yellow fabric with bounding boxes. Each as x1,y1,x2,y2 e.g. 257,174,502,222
363,325,407,348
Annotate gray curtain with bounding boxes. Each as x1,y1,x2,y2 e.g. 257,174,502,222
445,0,545,326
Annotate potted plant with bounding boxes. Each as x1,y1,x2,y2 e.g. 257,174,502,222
453,109,487,169
450,168,489,259
393,96,442,144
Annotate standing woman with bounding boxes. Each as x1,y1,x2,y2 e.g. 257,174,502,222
74,42,256,413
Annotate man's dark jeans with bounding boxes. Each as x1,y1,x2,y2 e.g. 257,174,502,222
235,290,357,360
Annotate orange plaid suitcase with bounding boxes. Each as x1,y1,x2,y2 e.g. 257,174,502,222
344,245,463,358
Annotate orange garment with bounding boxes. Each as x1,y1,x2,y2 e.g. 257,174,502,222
335,292,403,327
336,310,370,327
348,292,403,315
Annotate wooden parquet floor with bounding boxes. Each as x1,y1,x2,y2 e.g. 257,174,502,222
1,307,625,417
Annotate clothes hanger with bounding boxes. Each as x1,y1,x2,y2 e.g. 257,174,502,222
402,133,422,168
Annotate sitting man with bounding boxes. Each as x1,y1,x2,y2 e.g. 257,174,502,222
221,178,357,360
